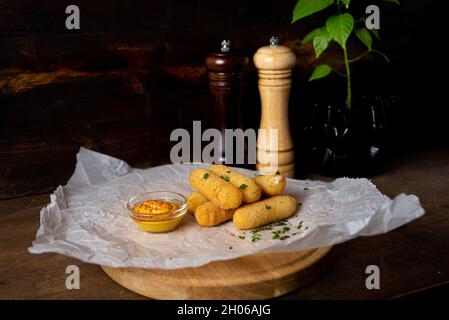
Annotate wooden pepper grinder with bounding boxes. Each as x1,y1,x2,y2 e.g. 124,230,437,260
254,36,296,177
205,40,249,164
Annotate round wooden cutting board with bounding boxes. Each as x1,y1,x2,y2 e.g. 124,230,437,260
101,246,336,300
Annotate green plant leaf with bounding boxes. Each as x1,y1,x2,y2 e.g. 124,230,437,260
369,28,380,40
302,27,322,44
384,0,400,4
341,0,351,8
292,0,333,23
313,28,331,57
325,13,355,48
355,28,372,49
309,64,332,81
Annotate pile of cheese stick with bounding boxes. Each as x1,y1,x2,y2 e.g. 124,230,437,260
187,165,298,229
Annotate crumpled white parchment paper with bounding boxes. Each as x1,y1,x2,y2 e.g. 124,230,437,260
29,147,425,269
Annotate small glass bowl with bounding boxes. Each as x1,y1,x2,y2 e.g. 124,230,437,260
126,191,188,233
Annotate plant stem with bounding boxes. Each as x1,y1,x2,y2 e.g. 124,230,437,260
348,50,371,63
371,49,390,63
337,1,342,13
348,49,390,64
343,46,352,110
333,68,347,77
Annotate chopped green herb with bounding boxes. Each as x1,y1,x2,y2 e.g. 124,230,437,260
282,226,290,233
297,220,304,229
272,228,289,239
304,187,309,191
251,234,261,243
292,232,299,236
238,235,245,240
230,233,236,237
305,226,309,230
239,184,248,190
251,225,273,234
265,205,272,209
203,173,209,179
220,175,230,182
226,170,231,173
273,220,287,226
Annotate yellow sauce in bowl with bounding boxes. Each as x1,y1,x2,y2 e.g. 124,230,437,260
127,193,187,233
133,200,180,215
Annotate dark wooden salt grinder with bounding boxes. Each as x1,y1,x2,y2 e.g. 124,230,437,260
205,40,249,164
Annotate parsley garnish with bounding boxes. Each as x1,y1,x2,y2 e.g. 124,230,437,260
251,234,261,243
272,225,290,239
272,230,281,239
220,175,230,182
265,205,272,209
239,184,248,190
304,187,309,191
251,225,273,234
273,220,287,226
239,219,294,242
203,173,209,179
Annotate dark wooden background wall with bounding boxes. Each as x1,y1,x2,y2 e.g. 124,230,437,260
0,0,442,199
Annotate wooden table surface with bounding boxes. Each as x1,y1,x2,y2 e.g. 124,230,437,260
1,147,448,300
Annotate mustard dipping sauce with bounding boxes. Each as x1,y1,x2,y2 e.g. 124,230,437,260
130,199,185,233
